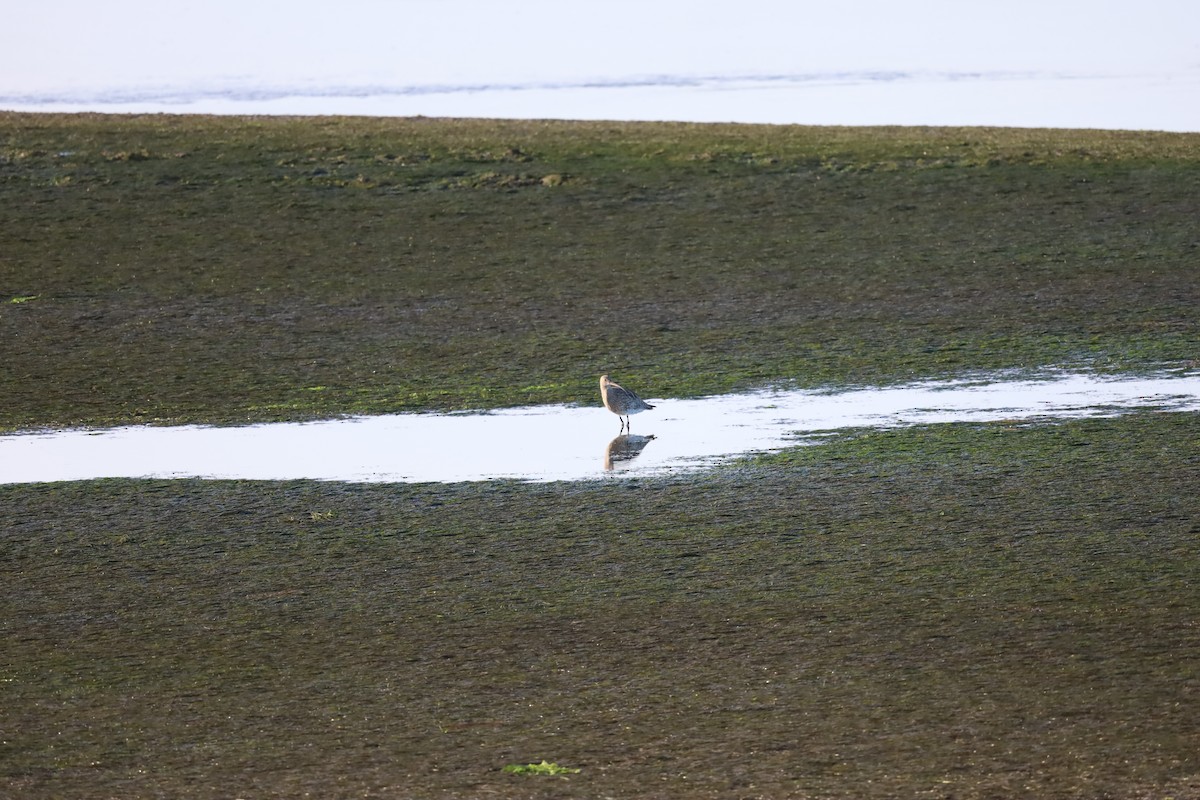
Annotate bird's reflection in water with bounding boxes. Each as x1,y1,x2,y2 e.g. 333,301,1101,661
603,433,657,471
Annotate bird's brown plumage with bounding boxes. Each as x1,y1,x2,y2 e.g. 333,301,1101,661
600,375,655,431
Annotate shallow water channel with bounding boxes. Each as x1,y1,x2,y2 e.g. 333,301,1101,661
3,371,1198,485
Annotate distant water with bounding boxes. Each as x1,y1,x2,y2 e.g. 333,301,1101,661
5,0,1198,130
3,372,1198,485
3,69,1198,131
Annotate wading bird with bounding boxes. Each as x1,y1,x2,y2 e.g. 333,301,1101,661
600,375,655,431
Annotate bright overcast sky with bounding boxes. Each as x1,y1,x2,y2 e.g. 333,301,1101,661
2,1,1198,129
6,0,1198,90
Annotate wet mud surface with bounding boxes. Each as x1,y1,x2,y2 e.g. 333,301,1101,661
3,115,1199,797
4,415,1199,798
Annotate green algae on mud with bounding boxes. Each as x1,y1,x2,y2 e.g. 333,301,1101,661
3,413,1199,798
2,113,1199,430
3,113,1200,798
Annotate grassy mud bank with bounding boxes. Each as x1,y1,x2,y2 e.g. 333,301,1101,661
3,414,1199,799
2,113,1198,429
2,113,1199,798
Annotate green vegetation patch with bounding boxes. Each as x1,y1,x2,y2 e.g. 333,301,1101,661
503,760,581,776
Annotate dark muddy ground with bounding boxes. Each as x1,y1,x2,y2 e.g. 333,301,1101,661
2,115,1199,798
4,416,1199,798
2,114,1198,430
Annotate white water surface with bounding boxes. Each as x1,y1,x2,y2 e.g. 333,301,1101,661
2,372,1197,485
2,0,1198,131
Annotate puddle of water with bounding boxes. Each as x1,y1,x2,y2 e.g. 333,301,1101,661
2,371,1198,485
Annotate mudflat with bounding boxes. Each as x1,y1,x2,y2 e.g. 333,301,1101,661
2,114,1198,798
2,114,1197,429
